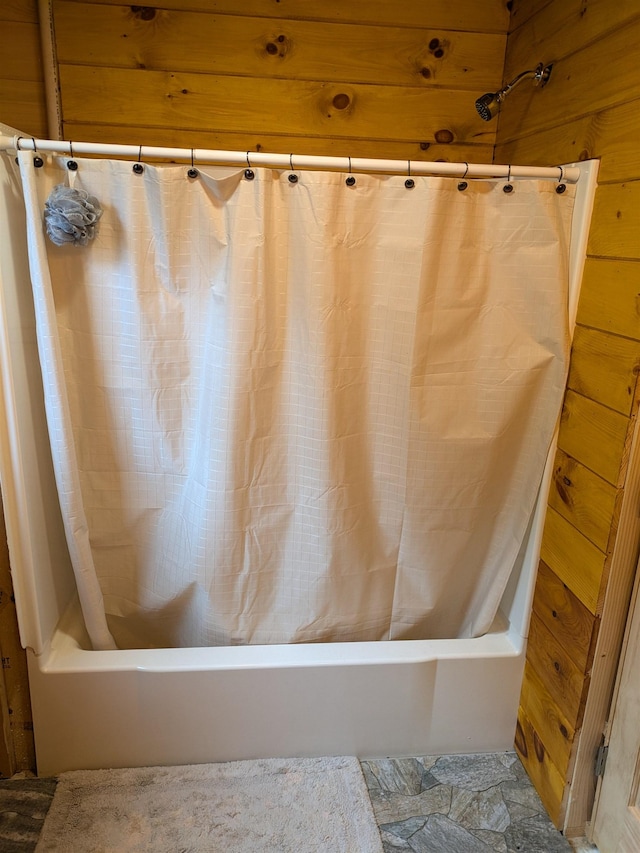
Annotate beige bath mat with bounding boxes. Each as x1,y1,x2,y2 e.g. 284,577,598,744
35,756,384,852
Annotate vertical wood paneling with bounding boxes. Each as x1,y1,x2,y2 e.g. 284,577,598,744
497,0,640,832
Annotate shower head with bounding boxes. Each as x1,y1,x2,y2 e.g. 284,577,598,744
475,62,552,121
475,92,500,122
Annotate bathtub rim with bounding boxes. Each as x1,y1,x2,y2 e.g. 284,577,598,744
37,594,520,674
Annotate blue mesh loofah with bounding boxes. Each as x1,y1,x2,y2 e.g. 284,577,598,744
44,185,103,246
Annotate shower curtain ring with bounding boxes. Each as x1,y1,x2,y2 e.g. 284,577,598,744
405,160,415,189
133,145,144,174
244,151,255,180
13,136,23,164
345,156,356,186
288,153,298,183
503,164,514,193
458,162,469,191
187,149,199,179
67,141,78,171
32,137,44,168
556,165,567,193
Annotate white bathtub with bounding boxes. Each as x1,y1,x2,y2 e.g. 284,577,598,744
0,135,598,776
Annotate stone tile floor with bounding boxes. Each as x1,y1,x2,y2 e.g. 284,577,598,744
362,753,575,853
0,777,56,852
0,753,592,852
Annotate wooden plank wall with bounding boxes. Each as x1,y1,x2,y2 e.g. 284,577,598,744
0,0,48,136
495,0,640,831
49,0,508,162
0,509,36,778
0,0,45,777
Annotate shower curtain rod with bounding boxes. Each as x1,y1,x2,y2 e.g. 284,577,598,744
0,135,580,183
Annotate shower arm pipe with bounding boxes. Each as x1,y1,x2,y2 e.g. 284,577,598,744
0,136,580,183
499,66,547,100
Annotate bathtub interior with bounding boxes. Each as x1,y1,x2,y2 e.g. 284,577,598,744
0,139,599,772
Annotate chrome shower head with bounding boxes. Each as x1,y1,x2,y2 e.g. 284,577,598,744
475,63,553,122
475,92,500,122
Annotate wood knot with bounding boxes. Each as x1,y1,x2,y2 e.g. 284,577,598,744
514,720,527,758
554,478,571,506
420,142,431,151
533,730,546,763
428,37,447,58
332,93,351,110
130,5,156,20
435,129,454,144
264,34,289,57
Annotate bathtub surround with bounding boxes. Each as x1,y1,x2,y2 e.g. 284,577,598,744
34,757,383,853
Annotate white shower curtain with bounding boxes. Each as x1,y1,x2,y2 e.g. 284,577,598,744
18,152,575,650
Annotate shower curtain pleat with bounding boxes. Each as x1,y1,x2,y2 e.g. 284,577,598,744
18,152,574,650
